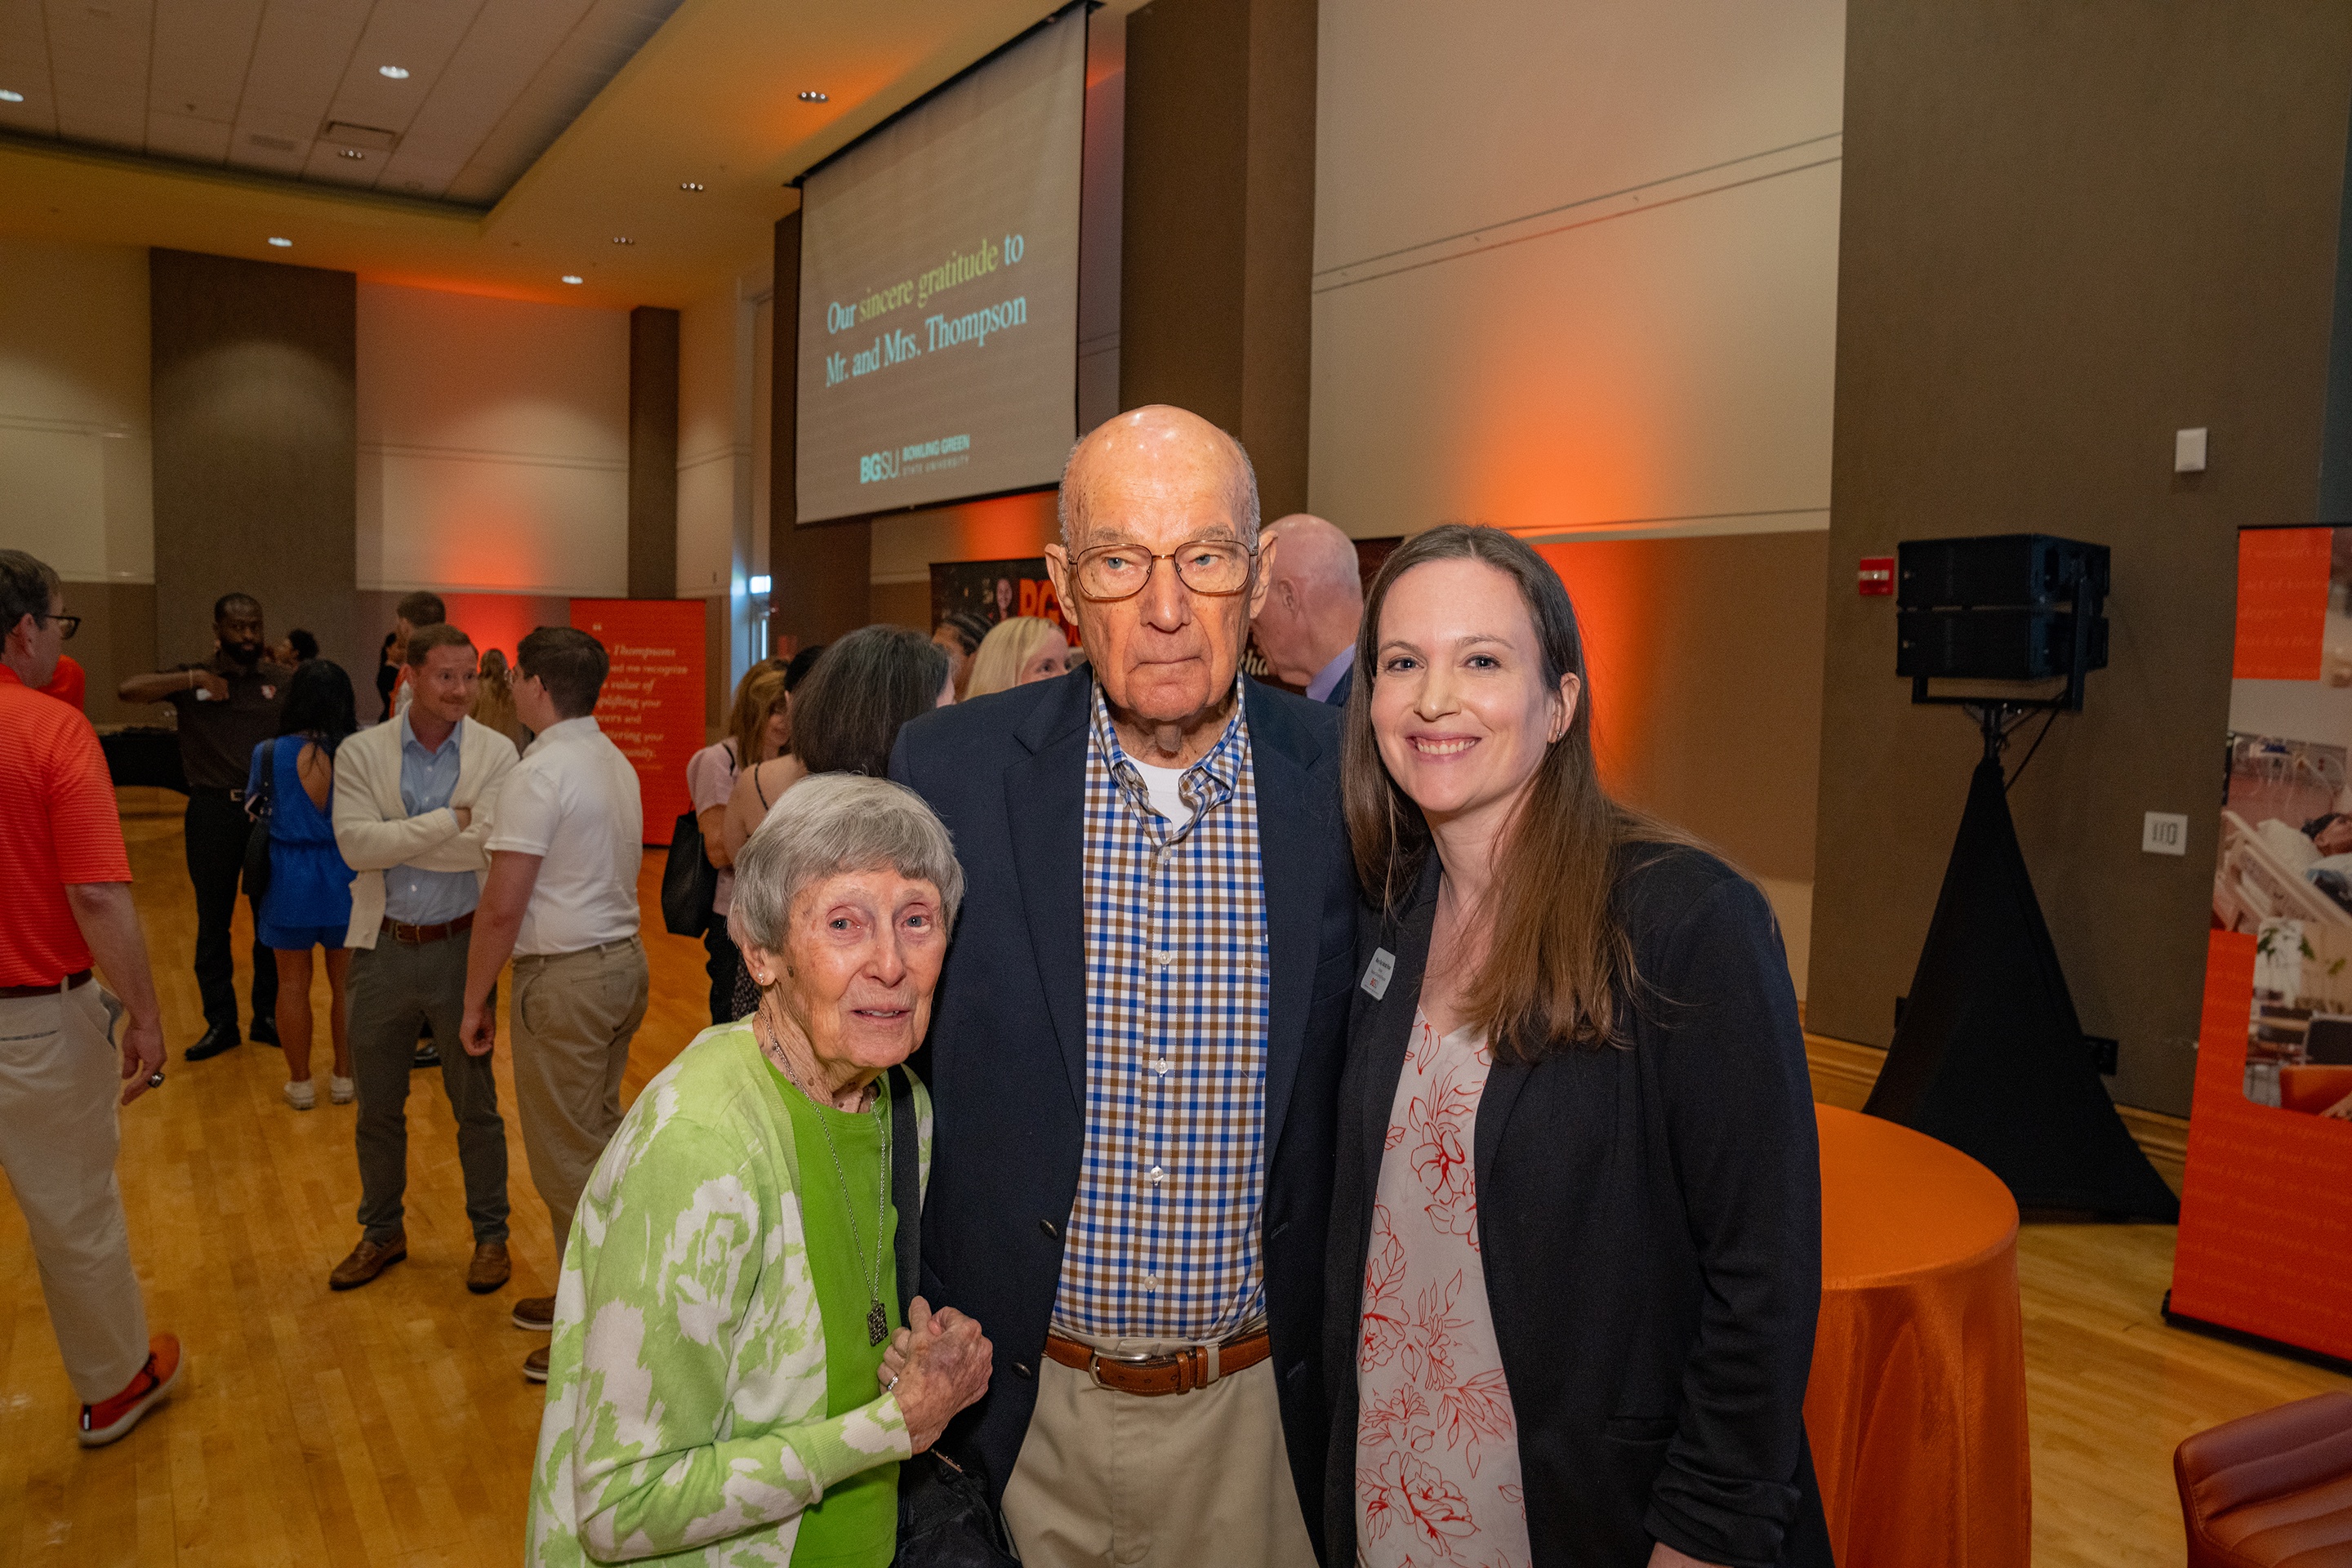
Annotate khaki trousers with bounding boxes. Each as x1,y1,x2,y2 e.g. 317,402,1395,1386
510,937,648,1254
1002,1345,1319,1568
0,984,150,1402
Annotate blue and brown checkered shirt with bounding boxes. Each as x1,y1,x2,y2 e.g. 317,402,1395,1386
1053,681,1272,1343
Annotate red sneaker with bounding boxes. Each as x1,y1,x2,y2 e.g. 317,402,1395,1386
78,1334,182,1447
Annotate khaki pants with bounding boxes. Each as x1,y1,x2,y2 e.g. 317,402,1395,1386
1003,1341,1319,1568
510,938,648,1255
0,984,150,1402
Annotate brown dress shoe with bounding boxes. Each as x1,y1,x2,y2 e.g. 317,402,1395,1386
510,1294,556,1332
328,1233,407,1291
523,1345,550,1383
466,1241,511,1295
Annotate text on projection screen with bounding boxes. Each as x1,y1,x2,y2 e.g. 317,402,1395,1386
795,10,1085,523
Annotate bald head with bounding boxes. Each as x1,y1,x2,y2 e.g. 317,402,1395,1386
1252,513,1364,687
1058,405,1258,550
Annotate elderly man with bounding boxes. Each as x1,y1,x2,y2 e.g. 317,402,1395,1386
890,406,1356,1567
1250,512,1365,706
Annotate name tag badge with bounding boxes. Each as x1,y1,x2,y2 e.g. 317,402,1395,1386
1361,947,1396,1000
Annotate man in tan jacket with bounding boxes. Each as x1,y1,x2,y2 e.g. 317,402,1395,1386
327,622,519,1295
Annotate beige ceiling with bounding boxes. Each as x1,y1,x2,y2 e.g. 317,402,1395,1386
0,0,685,204
0,0,1119,309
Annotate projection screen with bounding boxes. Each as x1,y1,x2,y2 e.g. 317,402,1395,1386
795,9,1086,523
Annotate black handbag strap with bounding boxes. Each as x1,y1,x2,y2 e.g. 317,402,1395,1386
252,737,276,818
889,1063,920,1320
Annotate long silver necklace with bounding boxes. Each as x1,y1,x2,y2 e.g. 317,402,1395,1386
759,1014,892,1345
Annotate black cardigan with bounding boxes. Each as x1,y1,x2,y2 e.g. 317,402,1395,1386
1322,845,1835,1568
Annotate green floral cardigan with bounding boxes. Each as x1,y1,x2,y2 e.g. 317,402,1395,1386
527,1023,933,1565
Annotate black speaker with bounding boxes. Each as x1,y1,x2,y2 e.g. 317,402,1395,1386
1897,533,2109,611
1896,533,2109,689
1898,607,2111,681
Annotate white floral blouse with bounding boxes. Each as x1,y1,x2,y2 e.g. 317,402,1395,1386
1355,1010,1530,1568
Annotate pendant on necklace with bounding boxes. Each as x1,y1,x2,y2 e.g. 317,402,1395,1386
866,1299,889,1346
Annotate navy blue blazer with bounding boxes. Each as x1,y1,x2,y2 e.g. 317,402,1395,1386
889,670,1359,1552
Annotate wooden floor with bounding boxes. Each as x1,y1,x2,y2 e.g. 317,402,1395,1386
1,793,2345,1564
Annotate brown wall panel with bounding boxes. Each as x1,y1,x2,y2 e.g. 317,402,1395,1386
1539,531,1828,887
771,212,872,647
1811,3,2352,1114
54,579,156,728
149,248,357,679
1122,0,1315,516
630,305,681,600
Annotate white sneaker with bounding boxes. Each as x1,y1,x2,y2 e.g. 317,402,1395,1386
283,1079,316,1111
329,1075,356,1105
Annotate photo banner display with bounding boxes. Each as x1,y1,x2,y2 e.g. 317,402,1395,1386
2172,527,2352,1362
931,558,1079,648
795,9,1085,523
567,599,706,845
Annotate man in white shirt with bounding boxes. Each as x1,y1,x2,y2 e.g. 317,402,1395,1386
327,622,518,1296
460,626,647,1383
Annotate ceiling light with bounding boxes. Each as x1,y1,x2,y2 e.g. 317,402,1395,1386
798,90,828,103
612,236,632,245
560,274,584,285
0,89,24,103
341,149,365,159
679,181,704,192
379,65,409,79
267,237,292,247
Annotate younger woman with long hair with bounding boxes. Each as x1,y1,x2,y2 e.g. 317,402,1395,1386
1325,525,1829,1567
246,659,361,1111
962,614,1070,699
469,647,528,751
682,666,791,1024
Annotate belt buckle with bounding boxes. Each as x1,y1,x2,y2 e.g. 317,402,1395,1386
1086,1343,1160,1392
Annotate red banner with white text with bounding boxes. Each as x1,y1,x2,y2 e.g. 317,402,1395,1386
567,599,706,845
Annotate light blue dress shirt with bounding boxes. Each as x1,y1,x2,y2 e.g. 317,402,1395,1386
383,711,479,925
1304,644,1356,704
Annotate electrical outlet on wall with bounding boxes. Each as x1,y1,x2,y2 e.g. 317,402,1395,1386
2086,1035,2119,1076
2143,812,2188,856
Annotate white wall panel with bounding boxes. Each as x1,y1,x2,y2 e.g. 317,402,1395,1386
0,238,153,583
355,280,629,594
1310,0,1844,542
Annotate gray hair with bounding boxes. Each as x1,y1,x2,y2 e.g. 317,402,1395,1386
1057,419,1261,549
728,773,964,956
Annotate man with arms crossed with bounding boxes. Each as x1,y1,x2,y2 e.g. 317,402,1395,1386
327,621,517,1296
461,626,648,1383
118,592,290,1058
891,407,1359,1566
0,550,180,1446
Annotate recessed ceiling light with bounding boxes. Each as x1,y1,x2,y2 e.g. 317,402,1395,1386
0,89,24,103
341,149,365,159
560,274,584,285
379,65,409,79
679,181,704,192
798,90,828,103
267,237,292,247
612,236,632,245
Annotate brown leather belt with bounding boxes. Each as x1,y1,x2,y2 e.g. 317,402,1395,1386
0,969,93,1000
1043,1330,1270,1396
381,913,475,946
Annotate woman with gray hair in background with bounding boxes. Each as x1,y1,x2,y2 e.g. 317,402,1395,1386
528,774,993,1567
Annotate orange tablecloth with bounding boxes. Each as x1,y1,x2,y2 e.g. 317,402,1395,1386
1803,1105,2031,1566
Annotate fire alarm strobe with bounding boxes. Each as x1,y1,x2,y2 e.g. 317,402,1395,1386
1858,556,1895,596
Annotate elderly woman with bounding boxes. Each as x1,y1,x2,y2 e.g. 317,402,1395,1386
528,774,993,1566
961,615,1070,699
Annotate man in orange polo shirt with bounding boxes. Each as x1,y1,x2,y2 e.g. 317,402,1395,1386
0,549,180,1448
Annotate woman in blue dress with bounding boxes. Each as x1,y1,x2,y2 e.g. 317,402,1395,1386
246,661,359,1111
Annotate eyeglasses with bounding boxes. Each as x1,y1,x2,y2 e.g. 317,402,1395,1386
37,613,81,641
1070,537,1256,602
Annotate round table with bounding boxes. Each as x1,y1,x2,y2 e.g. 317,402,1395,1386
1803,1105,2032,1566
